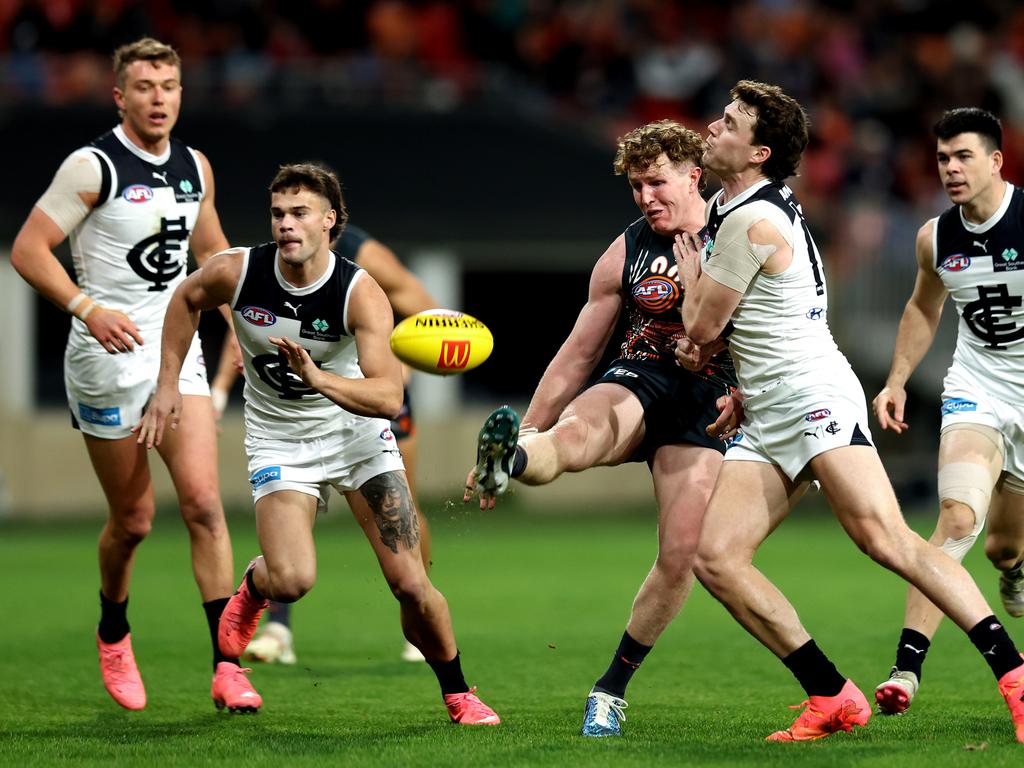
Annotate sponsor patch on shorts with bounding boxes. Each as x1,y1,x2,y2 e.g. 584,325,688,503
941,398,978,415
250,466,282,489
78,403,122,426
379,428,395,442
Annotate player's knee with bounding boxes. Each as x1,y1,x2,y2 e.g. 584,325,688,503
938,497,982,541
109,505,154,544
692,541,733,593
388,571,431,607
654,539,699,583
984,538,1020,571
266,565,315,603
178,487,226,533
551,416,592,469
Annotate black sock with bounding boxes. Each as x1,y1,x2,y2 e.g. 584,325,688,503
203,598,238,669
782,640,847,697
268,601,291,627
427,651,469,695
98,591,130,644
246,567,264,601
594,631,653,698
968,615,1023,680
511,446,528,478
893,628,931,680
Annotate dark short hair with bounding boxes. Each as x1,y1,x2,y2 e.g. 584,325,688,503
269,162,348,242
113,38,180,88
731,80,809,182
614,120,706,192
933,108,1002,152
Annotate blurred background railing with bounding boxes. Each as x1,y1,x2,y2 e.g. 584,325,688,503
2,0,1023,514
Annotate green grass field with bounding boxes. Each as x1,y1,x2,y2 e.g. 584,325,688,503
1,496,1021,767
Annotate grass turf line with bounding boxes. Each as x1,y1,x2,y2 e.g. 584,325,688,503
0,498,1020,767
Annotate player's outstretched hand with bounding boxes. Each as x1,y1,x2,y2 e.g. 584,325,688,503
269,336,320,388
463,467,497,511
706,390,744,440
86,306,144,354
132,386,182,449
873,385,909,434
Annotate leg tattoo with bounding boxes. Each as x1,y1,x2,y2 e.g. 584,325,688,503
360,472,420,554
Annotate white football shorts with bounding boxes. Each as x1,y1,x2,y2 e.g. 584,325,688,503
941,362,1024,482
245,424,404,513
65,333,208,439
724,366,874,481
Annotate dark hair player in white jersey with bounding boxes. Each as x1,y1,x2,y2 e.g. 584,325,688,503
135,162,501,726
874,108,1024,714
11,38,258,712
675,80,1024,743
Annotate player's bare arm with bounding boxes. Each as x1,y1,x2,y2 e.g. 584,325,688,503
135,249,243,447
521,235,626,431
11,154,143,354
356,239,438,317
873,219,949,434
272,274,403,419
676,218,788,345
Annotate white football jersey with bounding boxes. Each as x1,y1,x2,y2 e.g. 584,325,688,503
65,125,205,351
704,180,848,396
933,182,1024,405
232,243,375,441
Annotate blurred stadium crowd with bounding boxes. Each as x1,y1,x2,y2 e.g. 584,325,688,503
4,2,1024,272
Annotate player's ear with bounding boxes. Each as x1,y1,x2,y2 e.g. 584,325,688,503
324,207,337,232
992,149,1003,175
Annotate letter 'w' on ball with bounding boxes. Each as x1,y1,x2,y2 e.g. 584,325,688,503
389,309,494,375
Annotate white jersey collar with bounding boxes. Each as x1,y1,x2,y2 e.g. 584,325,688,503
959,182,1014,234
113,124,172,165
275,251,336,296
715,178,774,214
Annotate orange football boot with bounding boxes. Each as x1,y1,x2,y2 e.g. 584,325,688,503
97,632,146,710
766,679,870,742
443,686,501,725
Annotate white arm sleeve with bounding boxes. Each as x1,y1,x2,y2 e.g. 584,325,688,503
35,150,101,235
703,202,794,293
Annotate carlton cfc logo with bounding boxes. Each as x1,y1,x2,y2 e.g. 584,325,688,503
633,276,679,313
123,185,154,203
241,306,276,326
437,340,471,370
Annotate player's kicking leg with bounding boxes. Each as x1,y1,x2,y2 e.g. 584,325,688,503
348,471,500,724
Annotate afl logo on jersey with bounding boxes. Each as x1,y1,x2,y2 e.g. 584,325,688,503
942,254,971,272
633,276,679,313
122,185,154,203
240,306,277,326
804,408,831,422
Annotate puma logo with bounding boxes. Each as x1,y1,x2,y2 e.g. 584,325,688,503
973,239,989,252
902,644,925,655
152,171,168,184
283,301,302,316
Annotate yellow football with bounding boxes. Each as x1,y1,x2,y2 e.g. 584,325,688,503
389,309,494,375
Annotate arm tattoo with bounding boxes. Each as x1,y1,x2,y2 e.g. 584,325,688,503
359,472,420,554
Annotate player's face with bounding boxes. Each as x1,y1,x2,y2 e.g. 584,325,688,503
270,187,336,267
936,133,1000,206
113,60,181,150
628,154,700,235
703,100,760,176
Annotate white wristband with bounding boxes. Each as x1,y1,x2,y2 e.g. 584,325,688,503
78,302,97,321
66,293,88,314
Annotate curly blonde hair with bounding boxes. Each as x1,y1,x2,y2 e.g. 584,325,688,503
614,120,706,192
